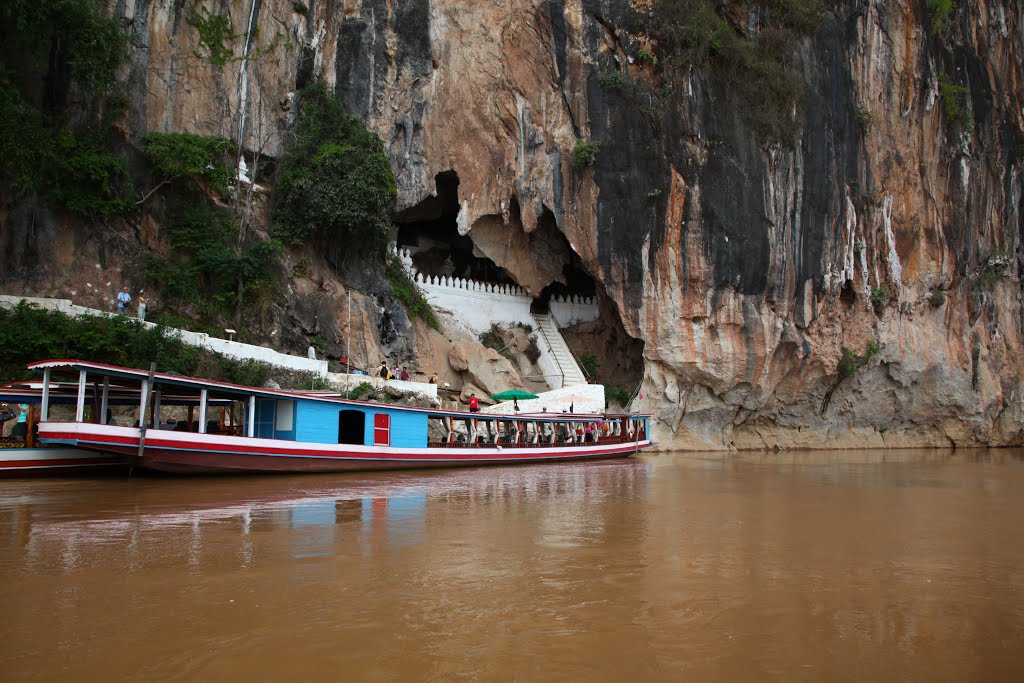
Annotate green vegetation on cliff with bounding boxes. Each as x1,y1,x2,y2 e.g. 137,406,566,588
386,255,440,330
272,82,397,256
0,0,133,217
0,301,339,388
642,0,824,143
145,204,280,324
142,133,234,196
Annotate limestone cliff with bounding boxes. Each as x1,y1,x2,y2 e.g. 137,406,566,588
3,0,1023,449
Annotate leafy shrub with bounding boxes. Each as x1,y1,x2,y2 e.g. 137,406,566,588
870,285,890,311
938,73,974,132
385,255,440,330
186,4,237,66
605,385,631,406
974,255,1008,288
146,203,280,321
216,357,271,387
928,0,955,34
346,381,373,399
837,340,880,379
642,0,822,143
579,353,599,380
0,1,133,217
292,2,309,15
855,107,876,131
636,49,656,65
572,139,601,168
0,301,201,381
524,334,542,364
0,80,133,218
598,71,624,91
479,324,506,352
928,289,946,307
142,132,233,194
271,81,396,256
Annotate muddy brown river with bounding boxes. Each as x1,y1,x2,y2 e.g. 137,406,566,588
2,451,1023,681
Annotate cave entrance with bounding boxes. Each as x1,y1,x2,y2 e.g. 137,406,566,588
394,171,515,286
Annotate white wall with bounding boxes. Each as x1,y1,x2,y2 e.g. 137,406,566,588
396,247,599,334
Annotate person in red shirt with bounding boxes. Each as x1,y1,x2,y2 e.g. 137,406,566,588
468,394,480,412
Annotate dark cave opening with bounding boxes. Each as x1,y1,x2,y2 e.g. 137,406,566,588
393,170,642,398
394,171,515,286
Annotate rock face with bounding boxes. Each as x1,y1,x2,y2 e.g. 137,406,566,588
4,0,1024,449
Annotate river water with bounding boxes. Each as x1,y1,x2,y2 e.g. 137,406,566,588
1,450,1023,681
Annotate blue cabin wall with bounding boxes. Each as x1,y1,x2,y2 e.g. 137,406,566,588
384,409,428,448
294,400,428,448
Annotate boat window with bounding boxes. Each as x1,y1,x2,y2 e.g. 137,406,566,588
338,410,365,445
275,400,294,431
373,413,391,446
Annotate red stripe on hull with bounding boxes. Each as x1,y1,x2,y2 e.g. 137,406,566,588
0,460,127,478
94,444,643,474
151,451,632,474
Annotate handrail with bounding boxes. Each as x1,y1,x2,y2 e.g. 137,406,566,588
532,314,565,389
624,380,644,411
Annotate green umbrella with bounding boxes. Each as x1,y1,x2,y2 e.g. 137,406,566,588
489,389,540,411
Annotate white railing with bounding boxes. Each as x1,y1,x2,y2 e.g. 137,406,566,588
395,245,598,323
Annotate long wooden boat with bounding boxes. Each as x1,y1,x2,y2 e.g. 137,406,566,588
0,378,237,477
31,359,653,474
0,381,123,477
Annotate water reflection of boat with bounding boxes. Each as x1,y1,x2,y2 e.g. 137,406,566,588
3,459,643,543
33,360,653,475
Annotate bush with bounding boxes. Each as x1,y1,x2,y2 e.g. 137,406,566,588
346,381,373,399
870,285,890,311
0,1,134,217
928,289,946,307
524,334,541,364
385,255,440,330
606,385,631,406
938,73,974,132
142,132,233,194
145,203,280,321
598,71,625,91
928,0,955,34
579,353,599,380
974,255,1008,288
642,0,822,143
855,107,876,131
837,341,880,379
572,139,601,168
271,81,396,256
0,301,202,381
479,324,516,363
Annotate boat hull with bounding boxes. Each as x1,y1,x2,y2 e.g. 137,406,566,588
0,446,125,477
39,423,651,475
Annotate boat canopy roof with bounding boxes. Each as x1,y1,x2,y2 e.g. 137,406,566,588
29,360,650,421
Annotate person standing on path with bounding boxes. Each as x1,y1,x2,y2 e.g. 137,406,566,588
116,286,132,313
468,394,480,413
137,293,148,321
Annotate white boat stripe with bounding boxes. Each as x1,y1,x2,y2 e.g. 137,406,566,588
0,449,114,462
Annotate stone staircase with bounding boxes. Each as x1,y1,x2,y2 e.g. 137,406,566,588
532,313,587,387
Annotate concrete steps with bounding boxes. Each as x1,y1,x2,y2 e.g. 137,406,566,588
531,313,587,387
